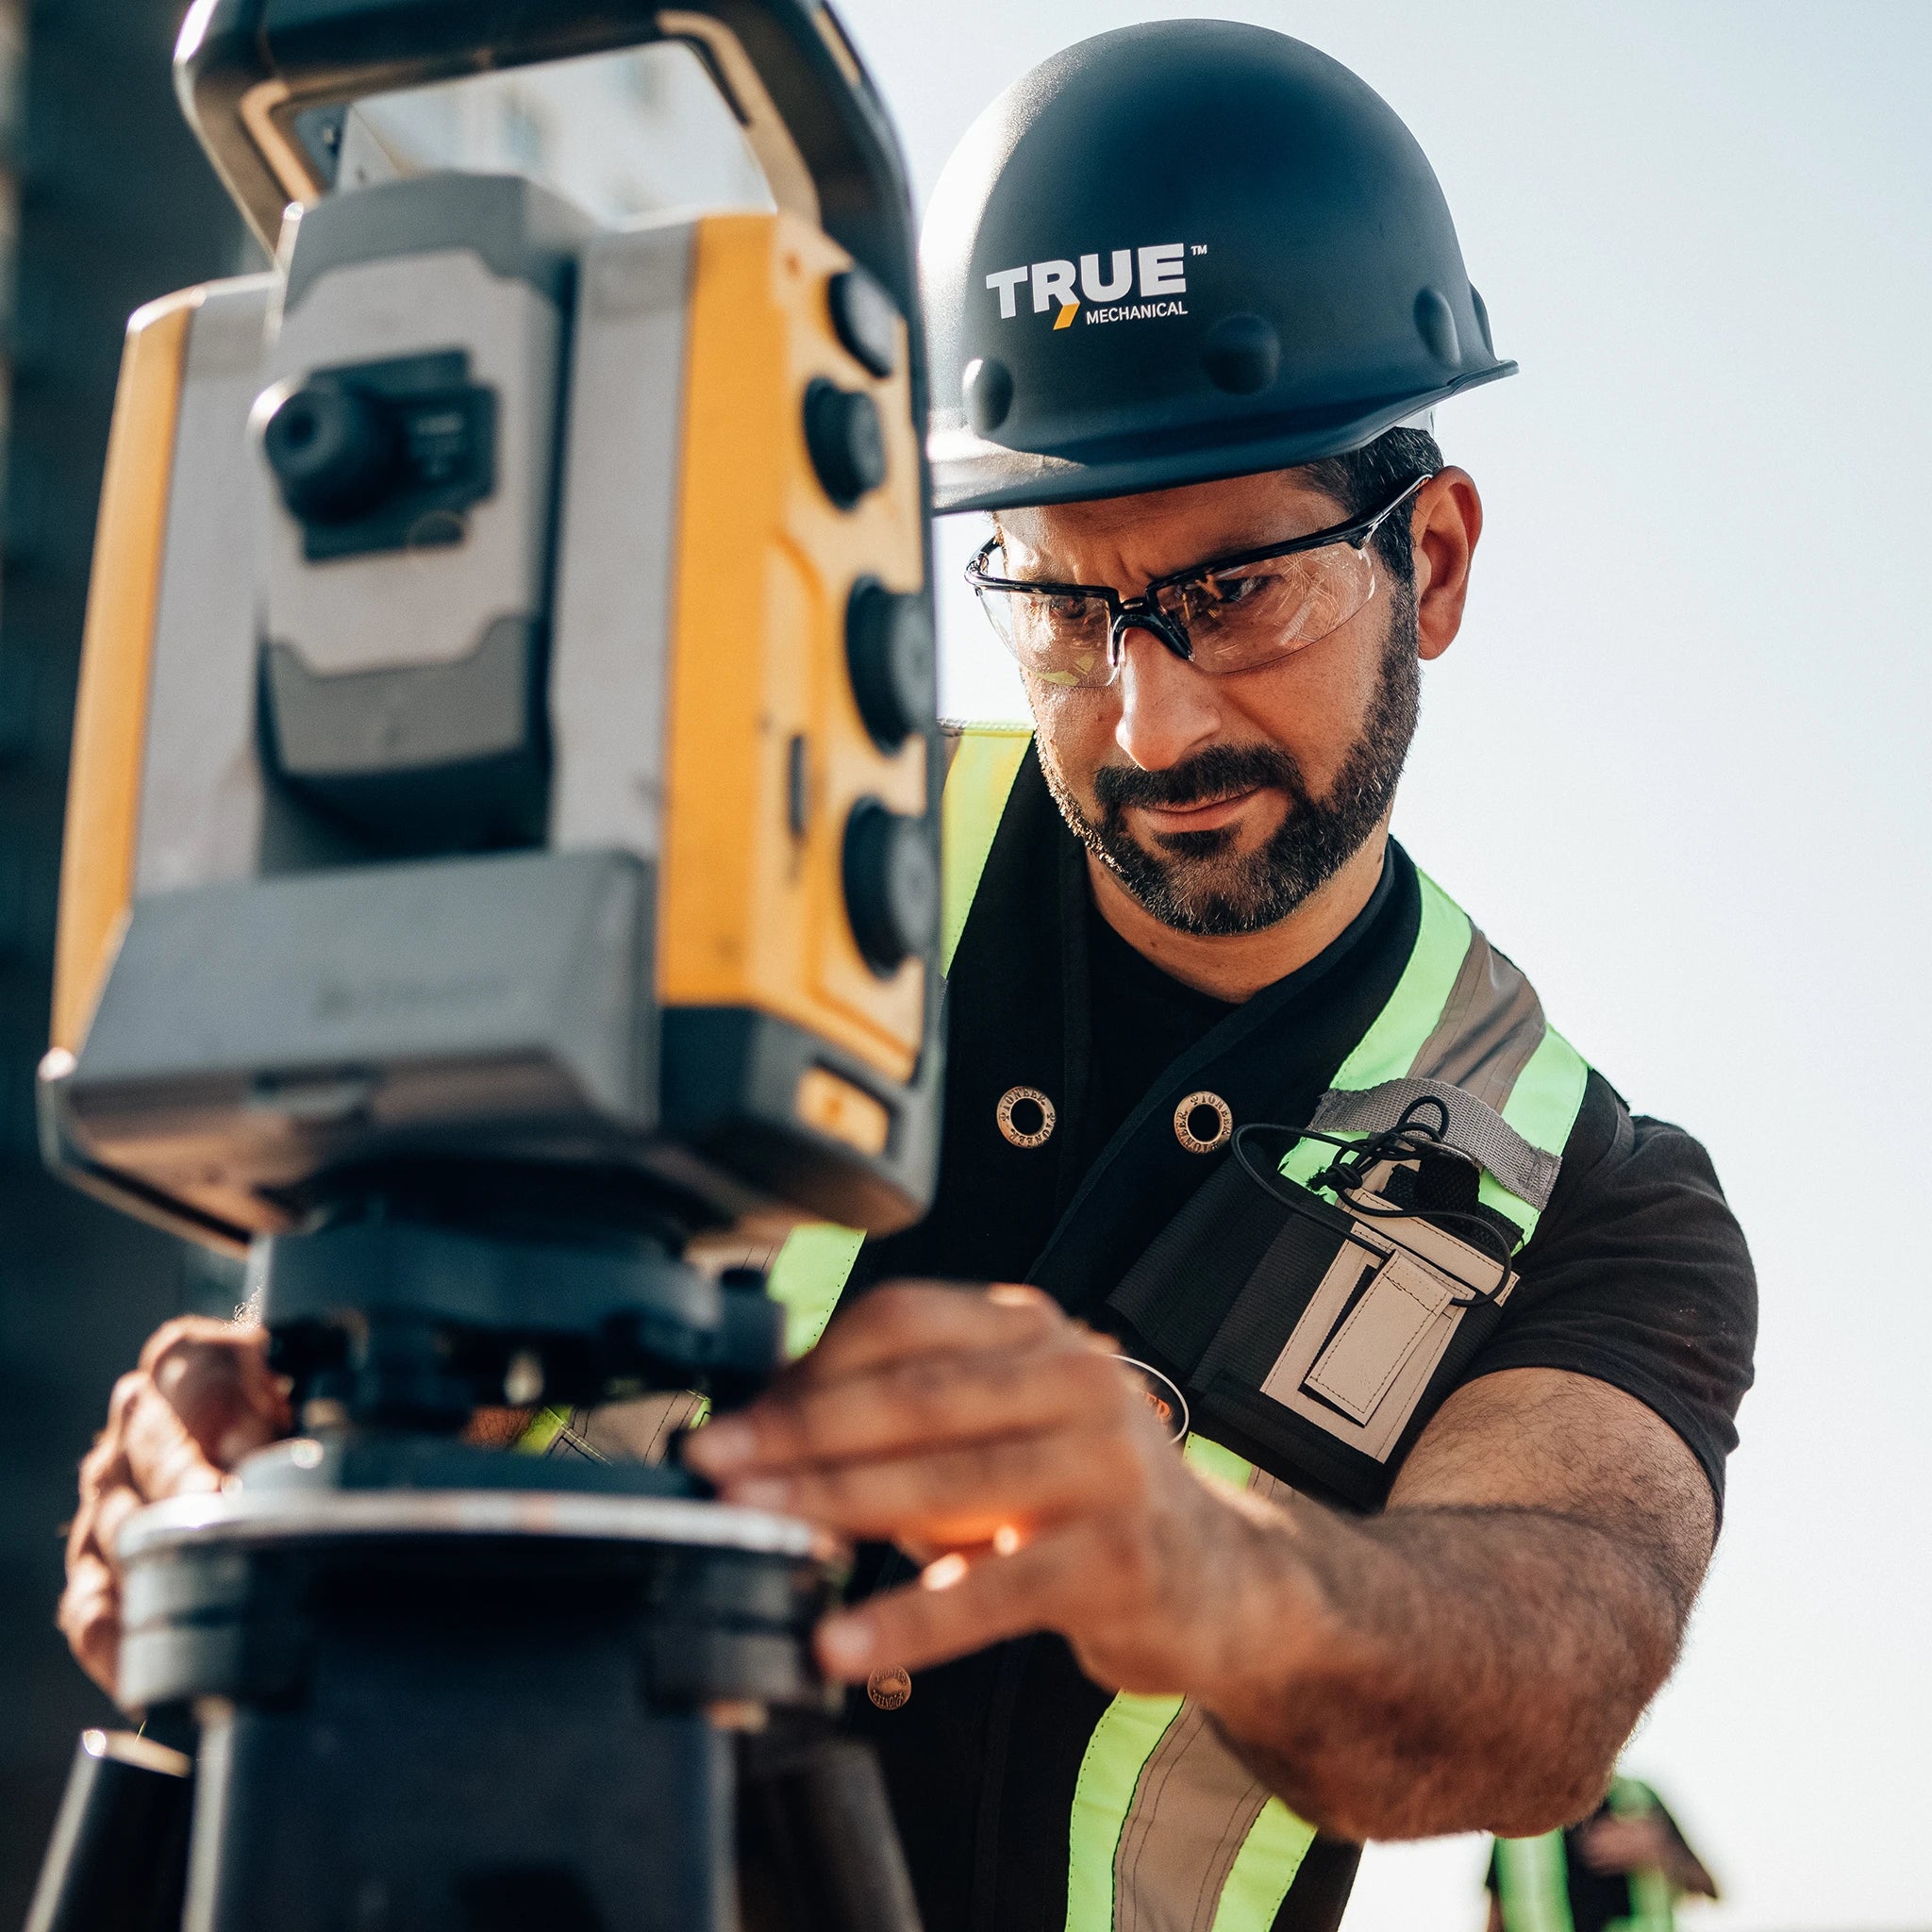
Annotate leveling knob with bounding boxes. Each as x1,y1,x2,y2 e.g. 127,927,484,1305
843,799,938,975
846,579,935,750
805,378,886,508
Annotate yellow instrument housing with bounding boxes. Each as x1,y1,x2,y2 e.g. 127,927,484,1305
51,290,199,1058
662,209,925,1087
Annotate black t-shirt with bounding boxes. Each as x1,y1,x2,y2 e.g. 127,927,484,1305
850,751,1757,1932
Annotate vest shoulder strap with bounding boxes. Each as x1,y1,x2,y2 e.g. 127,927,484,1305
941,723,1033,974
1277,867,1590,1242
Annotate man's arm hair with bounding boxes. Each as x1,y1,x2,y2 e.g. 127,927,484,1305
1205,1367,1714,1841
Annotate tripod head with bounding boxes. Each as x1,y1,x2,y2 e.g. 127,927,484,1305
38,0,942,1438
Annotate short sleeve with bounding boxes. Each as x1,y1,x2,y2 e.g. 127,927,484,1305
1464,1072,1757,1509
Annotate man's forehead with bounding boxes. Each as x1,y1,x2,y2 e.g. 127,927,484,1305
994,466,1348,576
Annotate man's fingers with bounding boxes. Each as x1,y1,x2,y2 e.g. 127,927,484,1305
122,1388,234,1505
795,1281,1062,1380
57,1554,122,1699
138,1318,290,1474
58,1317,290,1700
716,1420,1144,1543
691,1334,1131,1481
815,1531,1091,1680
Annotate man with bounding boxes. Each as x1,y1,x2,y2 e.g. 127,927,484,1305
1489,1774,1721,1932
59,22,1756,1932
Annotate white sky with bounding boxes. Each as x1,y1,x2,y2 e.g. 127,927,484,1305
824,4,1932,1928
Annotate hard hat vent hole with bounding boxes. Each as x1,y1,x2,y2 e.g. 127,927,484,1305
963,357,1015,435
1201,313,1280,396
1414,288,1461,368
1468,284,1494,357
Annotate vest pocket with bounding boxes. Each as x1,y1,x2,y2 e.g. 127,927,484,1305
1291,1249,1457,1424
1109,1157,1513,1509
1255,1239,1476,1463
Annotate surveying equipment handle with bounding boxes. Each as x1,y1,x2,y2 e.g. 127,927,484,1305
174,0,923,312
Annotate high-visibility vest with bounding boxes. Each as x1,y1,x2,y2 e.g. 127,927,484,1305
1493,1777,1679,1932
766,725,1591,1932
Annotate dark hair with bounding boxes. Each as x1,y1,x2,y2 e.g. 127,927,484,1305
1296,426,1442,587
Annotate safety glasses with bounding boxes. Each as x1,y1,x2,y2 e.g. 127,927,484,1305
965,472,1434,690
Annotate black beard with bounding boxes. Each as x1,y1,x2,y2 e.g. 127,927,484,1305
1040,595,1421,938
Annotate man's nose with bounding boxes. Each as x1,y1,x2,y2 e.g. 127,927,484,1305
1113,621,1222,771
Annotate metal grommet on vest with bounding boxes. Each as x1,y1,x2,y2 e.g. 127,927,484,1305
996,1085,1056,1148
867,1665,912,1710
1173,1091,1233,1155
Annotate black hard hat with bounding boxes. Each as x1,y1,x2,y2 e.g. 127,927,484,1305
922,20,1513,515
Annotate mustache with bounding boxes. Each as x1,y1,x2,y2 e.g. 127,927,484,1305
1091,743,1309,821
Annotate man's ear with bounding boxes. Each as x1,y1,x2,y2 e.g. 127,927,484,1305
1408,467,1482,662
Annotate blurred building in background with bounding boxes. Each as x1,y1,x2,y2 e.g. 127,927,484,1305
0,11,765,1916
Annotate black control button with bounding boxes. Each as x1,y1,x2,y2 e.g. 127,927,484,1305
261,382,400,523
846,579,936,750
843,799,938,975
828,268,900,378
805,378,887,508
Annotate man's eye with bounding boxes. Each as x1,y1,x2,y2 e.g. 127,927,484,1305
1201,574,1265,608
1045,593,1098,624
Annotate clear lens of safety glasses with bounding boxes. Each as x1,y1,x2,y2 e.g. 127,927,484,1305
974,584,1119,689
1154,541,1377,675
973,537,1379,689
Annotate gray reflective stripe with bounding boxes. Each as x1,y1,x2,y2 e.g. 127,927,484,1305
1308,1076,1559,1212
1113,1702,1271,1932
1410,926,1547,1110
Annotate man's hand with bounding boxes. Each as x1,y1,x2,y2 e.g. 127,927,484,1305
686,1279,1719,1843
683,1282,1299,1700
60,1317,291,1699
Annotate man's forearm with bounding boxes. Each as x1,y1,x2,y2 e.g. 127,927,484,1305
1204,1499,1687,1842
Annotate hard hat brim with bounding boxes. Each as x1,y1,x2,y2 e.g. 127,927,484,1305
929,362,1514,516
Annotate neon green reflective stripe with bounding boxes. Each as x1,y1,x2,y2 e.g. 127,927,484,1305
1504,1023,1591,1156
941,725,1031,974
1616,1868,1675,1932
766,1224,865,1358
1183,1433,1252,1487
1063,1692,1185,1932
1604,1778,1674,1932
1495,1832,1575,1932
1332,868,1473,1091
514,1406,570,1455
1209,1798,1318,1932
1474,1021,1590,1241
1276,870,1474,1192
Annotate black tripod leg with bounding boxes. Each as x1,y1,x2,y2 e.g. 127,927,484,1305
737,1731,922,1932
25,1729,193,1932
